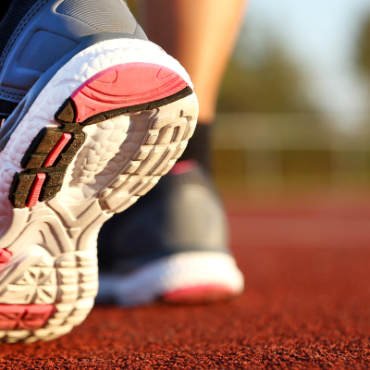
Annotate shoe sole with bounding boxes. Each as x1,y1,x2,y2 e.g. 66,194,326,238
0,38,198,343
97,252,244,306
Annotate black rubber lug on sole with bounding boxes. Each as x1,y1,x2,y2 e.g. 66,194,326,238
9,168,67,208
55,87,193,126
11,87,194,208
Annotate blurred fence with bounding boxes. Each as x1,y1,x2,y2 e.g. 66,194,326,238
212,114,370,192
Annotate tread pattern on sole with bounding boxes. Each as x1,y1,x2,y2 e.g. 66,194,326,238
0,304,54,331
2,52,198,343
0,245,98,343
98,95,198,213
9,66,193,209
2,94,198,341
10,124,86,208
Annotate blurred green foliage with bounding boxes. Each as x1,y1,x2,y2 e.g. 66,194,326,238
212,14,370,194
217,31,313,114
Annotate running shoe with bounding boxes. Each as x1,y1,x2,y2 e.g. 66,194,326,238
0,0,198,343
97,161,244,306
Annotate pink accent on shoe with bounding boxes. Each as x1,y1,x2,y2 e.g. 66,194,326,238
162,285,235,304
71,63,189,123
25,173,46,208
0,304,54,330
0,249,12,270
43,133,72,167
169,160,197,175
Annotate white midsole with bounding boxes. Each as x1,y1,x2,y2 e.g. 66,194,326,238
0,37,198,343
97,252,244,306
0,37,193,240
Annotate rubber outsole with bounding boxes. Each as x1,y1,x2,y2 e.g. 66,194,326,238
97,252,244,306
0,304,54,331
9,65,193,210
162,285,237,304
70,63,190,123
0,38,199,343
0,249,12,271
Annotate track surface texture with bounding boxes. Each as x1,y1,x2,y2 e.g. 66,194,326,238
1,193,370,369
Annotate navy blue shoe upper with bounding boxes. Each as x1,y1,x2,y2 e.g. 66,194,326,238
98,163,231,273
0,0,146,116
0,0,147,152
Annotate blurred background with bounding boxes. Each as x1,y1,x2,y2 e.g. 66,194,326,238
130,0,370,201
127,0,370,249
90,3,370,363
212,0,370,250
213,0,370,203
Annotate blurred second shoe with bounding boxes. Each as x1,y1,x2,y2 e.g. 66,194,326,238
97,161,244,305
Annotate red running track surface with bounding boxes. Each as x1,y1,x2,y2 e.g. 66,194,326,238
1,198,370,369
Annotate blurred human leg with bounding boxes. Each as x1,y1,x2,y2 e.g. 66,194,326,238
97,0,246,305
141,0,247,124
139,0,247,171
0,0,199,342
